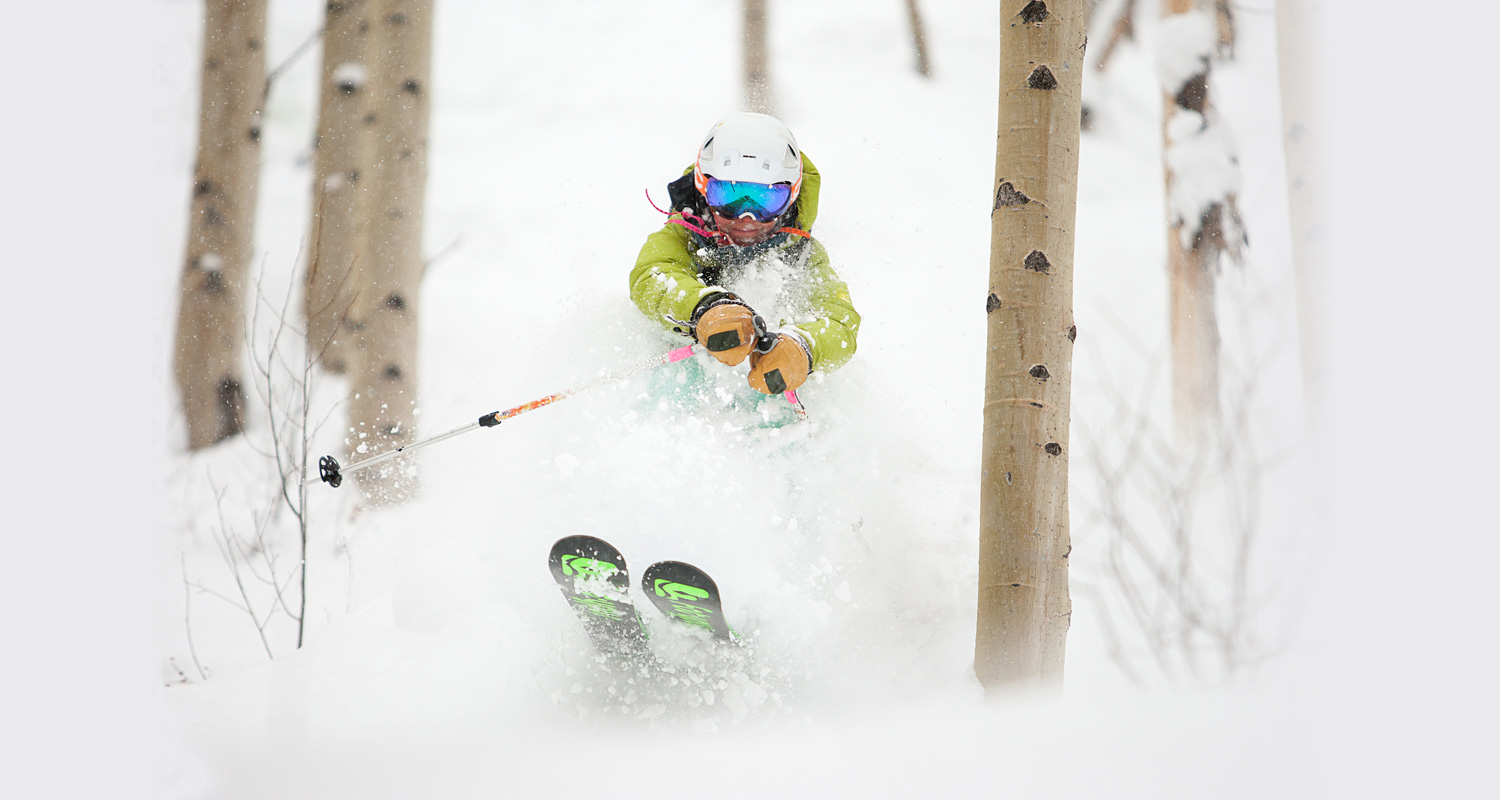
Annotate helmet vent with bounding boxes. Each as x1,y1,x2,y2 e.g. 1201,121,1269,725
695,114,800,187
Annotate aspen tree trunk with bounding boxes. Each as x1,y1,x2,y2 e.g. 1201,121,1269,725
1214,0,1236,57
1094,0,1136,72
346,0,432,503
975,0,1083,693
905,0,933,78
174,0,267,450
1081,0,1126,131
305,0,376,373
743,0,775,115
1276,0,1324,422
1159,0,1243,441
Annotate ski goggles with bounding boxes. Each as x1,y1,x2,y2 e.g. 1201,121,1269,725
702,178,795,222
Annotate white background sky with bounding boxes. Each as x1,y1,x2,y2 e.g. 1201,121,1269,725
2,1,1495,796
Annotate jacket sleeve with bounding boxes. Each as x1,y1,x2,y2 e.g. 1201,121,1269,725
789,239,860,373
628,223,720,335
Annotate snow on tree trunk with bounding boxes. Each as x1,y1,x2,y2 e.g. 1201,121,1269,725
173,0,267,450
346,0,432,503
975,0,1082,694
305,0,376,374
1276,0,1324,422
742,0,775,115
1158,0,1245,441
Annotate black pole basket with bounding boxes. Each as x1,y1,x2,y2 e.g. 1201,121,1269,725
318,455,343,488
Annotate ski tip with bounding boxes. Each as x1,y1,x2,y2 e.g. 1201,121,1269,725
640,560,733,641
640,560,719,597
550,535,626,567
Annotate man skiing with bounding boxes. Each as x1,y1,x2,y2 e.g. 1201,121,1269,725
629,113,860,399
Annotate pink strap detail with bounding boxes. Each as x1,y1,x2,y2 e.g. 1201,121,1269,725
645,188,732,246
783,389,808,420
645,188,671,215
667,217,723,241
667,345,696,363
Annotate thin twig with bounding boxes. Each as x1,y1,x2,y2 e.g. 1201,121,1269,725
180,555,208,681
422,234,466,275
263,26,326,102
209,477,275,660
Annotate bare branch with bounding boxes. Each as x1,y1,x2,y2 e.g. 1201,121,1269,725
263,25,326,102
186,580,250,614
209,476,275,660
421,234,466,276
180,555,208,681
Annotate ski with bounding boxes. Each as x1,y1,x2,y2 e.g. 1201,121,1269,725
641,560,735,641
548,535,651,658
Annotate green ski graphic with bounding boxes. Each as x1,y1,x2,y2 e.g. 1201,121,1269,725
548,535,650,656
641,561,734,640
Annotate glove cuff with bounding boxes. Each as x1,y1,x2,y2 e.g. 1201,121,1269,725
781,326,815,373
689,291,748,337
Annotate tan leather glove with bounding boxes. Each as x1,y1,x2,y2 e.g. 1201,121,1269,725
695,303,758,366
748,334,811,394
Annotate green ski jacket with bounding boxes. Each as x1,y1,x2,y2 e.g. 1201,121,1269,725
628,154,861,373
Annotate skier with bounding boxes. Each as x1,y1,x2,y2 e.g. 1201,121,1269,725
629,113,860,400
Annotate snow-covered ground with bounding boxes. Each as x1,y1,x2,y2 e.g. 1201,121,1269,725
7,1,1498,798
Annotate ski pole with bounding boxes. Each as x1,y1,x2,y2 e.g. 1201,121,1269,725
306,344,809,488
307,344,698,488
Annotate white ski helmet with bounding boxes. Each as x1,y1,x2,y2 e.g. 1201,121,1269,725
693,112,803,200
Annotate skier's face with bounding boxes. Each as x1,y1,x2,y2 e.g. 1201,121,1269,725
711,209,779,247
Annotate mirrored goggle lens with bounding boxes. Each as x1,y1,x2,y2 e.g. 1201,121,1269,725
704,179,793,222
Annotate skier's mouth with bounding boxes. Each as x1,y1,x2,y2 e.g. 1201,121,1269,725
712,211,777,246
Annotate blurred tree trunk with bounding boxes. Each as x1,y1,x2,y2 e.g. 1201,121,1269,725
1214,0,1236,57
1093,0,1136,71
305,0,376,373
174,0,267,450
1277,0,1324,423
1160,0,1244,441
904,0,932,77
346,0,432,503
743,0,775,114
1081,0,1128,132
976,0,1082,694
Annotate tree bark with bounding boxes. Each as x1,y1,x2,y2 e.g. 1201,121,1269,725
1214,0,1236,57
346,0,432,503
305,0,376,373
174,0,267,450
1276,0,1324,423
1160,0,1243,441
905,0,933,77
742,0,775,115
976,0,1082,694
